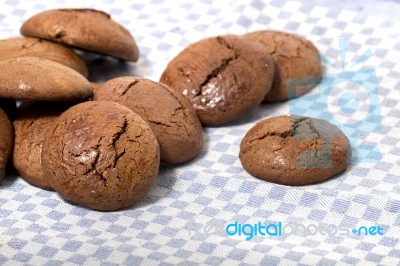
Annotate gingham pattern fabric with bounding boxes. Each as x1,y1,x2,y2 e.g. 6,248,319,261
1,0,400,264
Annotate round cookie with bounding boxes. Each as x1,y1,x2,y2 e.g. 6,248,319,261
160,35,275,126
0,56,92,101
239,115,351,185
93,77,203,164
244,30,322,102
0,108,13,178
0,37,88,77
13,104,67,190
21,8,140,62
41,101,160,211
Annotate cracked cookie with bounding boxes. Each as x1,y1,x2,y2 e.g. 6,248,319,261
0,108,13,179
21,8,140,62
13,104,68,190
244,30,322,102
239,115,351,185
160,35,275,126
0,56,92,101
93,77,203,164
0,37,88,77
41,101,160,211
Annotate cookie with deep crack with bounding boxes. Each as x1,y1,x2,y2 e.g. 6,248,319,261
0,57,92,101
0,37,88,77
0,107,13,179
41,101,160,211
160,35,275,126
244,30,322,102
13,103,67,190
93,77,203,164
21,8,140,62
239,115,351,185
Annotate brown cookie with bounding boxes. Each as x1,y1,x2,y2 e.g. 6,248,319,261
239,115,351,185
41,101,160,211
0,37,88,77
244,30,322,102
13,104,67,190
160,35,275,126
0,56,92,101
0,108,13,178
21,8,140,62
93,77,203,164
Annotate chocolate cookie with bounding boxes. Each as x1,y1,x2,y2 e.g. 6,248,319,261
41,101,160,211
21,8,140,62
13,104,66,190
0,57,92,101
93,77,203,164
244,30,322,102
0,108,13,178
0,37,88,77
239,115,351,185
160,35,275,126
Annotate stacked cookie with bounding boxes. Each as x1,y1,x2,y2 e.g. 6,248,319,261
0,8,351,211
0,8,157,211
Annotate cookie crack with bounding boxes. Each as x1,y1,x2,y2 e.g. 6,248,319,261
268,34,280,55
291,117,308,134
178,67,192,83
86,118,129,185
126,134,145,176
249,130,292,144
90,149,107,187
111,117,128,168
171,108,191,134
216,36,234,50
193,37,239,98
195,56,236,97
159,83,185,110
78,136,103,171
20,38,42,50
301,138,327,168
148,120,172,127
291,117,321,140
270,33,304,59
120,80,138,97
53,29,67,39
158,83,193,132
23,120,36,129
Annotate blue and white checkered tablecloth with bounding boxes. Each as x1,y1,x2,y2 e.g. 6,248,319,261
1,0,400,264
